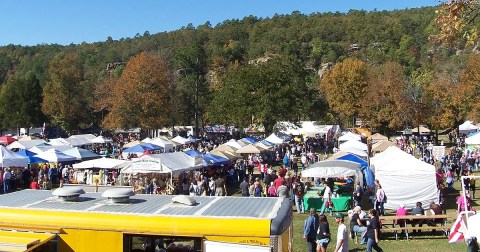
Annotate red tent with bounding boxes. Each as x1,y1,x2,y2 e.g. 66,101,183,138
0,136,17,145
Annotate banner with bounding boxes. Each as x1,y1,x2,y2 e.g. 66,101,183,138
432,146,446,161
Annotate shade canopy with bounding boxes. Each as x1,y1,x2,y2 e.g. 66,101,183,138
90,136,113,144
466,133,480,145
0,136,17,145
225,139,246,150
123,140,142,149
72,157,129,169
16,149,48,164
121,152,202,174
150,138,174,152
338,147,368,157
369,133,388,142
264,133,284,145
335,153,375,187
411,126,431,135
372,140,396,153
0,146,29,167
339,140,368,151
209,149,242,160
240,137,259,144
338,132,361,142
33,149,76,163
301,160,363,186
7,139,48,150
371,146,437,210
214,144,238,153
171,136,189,145
236,144,262,154
62,147,100,161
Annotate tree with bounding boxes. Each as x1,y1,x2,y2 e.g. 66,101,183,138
360,61,408,133
320,58,368,125
434,0,479,45
96,52,174,130
42,53,89,132
0,72,45,131
208,56,313,133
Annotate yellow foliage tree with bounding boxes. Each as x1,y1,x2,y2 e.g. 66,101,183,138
319,58,368,124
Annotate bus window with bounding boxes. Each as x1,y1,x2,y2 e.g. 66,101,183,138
123,234,201,252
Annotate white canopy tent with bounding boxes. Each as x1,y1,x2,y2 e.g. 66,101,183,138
73,157,129,169
62,147,100,161
48,138,71,146
7,139,48,150
371,141,396,153
339,140,368,151
264,133,284,145
171,136,189,145
0,146,28,167
225,139,246,150
338,147,368,157
90,136,113,144
371,146,437,210
338,132,362,142
150,137,174,152
121,152,203,174
460,121,479,135
301,160,363,187
236,144,262,154
466,133,480,145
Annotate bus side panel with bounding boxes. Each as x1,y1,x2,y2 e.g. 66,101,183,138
60,229,122,252
204,235,270,247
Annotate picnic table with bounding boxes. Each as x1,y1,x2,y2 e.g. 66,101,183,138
379,214,452,240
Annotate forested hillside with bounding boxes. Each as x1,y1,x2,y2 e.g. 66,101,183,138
0,6,478,135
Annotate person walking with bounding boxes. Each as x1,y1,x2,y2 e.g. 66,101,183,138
303,208,319,252
316,214,330,252
320,182,332,216
375,183,386,216
366,209,383,252
333,213,348,252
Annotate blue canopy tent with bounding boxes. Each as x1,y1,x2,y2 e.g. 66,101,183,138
336,153,375,187
16,149,48,163
184,149,202,157
241,137,259,144
203,153,230,166
261,140,274,146
140,143,163,151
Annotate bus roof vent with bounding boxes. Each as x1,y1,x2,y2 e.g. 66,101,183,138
52,187,85,201
172,195,197,206
102,188,135,203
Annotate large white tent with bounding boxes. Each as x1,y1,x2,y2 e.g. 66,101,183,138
265,133,284,145
171,136,189,145
225,139,246,150
90,136,113,144
338,147,368,157
371,146,437,210
0,146,28,167
62,147,100,161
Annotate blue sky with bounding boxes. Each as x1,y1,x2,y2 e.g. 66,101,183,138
0,0,438,46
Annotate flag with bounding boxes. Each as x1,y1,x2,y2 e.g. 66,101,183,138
449,212,466,243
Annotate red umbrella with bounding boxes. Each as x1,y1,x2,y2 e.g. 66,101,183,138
0,136,17,145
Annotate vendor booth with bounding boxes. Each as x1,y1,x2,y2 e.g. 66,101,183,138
371,146,437,210
301,160,362,212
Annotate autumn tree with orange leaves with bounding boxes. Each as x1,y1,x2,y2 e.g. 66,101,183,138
95,52,174,130
434,0,479,45
320,58,368,125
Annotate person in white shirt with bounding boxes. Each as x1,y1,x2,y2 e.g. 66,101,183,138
320,182,332,215
334,213,349,252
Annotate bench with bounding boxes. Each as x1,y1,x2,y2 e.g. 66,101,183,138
379,215,452,240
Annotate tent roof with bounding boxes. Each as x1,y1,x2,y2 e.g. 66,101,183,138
369,133,388,142
62,147,100,161
371,146,437,210
466,133,480,145
265,133,284,144
209,149,242,160
339,140,368,151
7,139,48,150
0,146,29,167
338,132,362,142
338,147,368,157
72,157,129,169
90,136,113,144
372,141,396,152
214,144,238,153
48,138,71,146
126,152,202,174
16,149,48,164
236,144,262,154
459,121,478,131
150,138,174,149
411,126,431,134
0,136,17,145
301,160,362,179
33,149,76,163
225,139,246,150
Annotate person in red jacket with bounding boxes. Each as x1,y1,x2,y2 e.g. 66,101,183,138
30,178,40,190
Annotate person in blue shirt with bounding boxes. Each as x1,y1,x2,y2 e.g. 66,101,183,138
303,208,319,252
